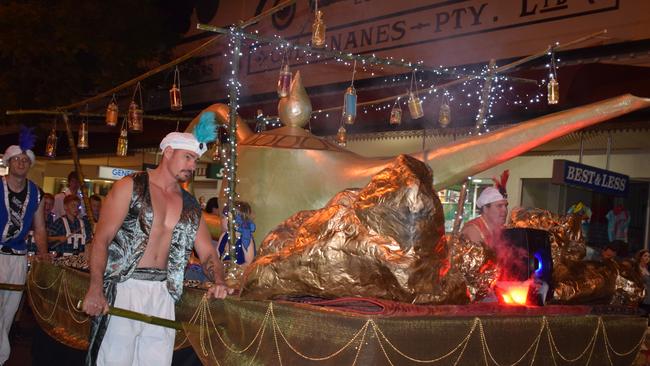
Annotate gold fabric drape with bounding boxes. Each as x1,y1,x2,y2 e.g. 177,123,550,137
27,261,196,350
183,297,646,366
28,262,647,365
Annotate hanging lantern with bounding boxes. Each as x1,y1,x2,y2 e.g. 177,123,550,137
127,101,143,133
311,10,326,48
336,125,347,147
170,67,182,111
390,98,402,126
408,91,424,119
212,141,221,161
105,94,119,127
277,63,292,98
77,120,89,149
438,94,451,128
128,82,144,133
342,86,357,125
547,74,559,105
45,127,58,158
116,119,128,157
169,84,182,111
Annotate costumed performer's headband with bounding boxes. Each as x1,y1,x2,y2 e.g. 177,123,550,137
160,112,217,156
3,126,36,164
476,170,509,208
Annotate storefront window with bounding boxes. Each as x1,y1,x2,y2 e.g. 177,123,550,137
521,178,648,257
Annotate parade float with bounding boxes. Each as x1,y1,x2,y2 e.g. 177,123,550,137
14,4,650,364
27,88,650,365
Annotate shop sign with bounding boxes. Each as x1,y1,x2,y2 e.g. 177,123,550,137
551,160,628,196
176,0,650,98
192,163,222,181
205,163,224,180
98,166,137,181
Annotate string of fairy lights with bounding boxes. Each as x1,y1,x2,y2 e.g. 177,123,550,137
209,19,562,147
199,17,570,258
223,29,243,261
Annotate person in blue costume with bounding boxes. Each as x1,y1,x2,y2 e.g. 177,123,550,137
218,201,256,266
0,128,49,365
81,113,231,366
48,195,93,256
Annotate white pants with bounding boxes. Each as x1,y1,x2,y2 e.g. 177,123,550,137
0,254,27,365
97,278,176,366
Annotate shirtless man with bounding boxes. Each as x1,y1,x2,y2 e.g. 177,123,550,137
461,185,509,248
82,132,229,366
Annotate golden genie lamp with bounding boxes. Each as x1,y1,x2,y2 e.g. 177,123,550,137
185,73,650,247
182,72,650,303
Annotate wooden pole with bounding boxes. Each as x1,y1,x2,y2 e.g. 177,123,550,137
0,283,25,291
108,306,183,330
61,113,95,228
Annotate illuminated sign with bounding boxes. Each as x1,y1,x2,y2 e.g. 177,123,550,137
98,166,137,180
552,160,629,196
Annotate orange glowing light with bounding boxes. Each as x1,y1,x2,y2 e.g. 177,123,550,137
496,281,531,306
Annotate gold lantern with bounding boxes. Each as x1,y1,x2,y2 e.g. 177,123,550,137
212,141,221,161
45,127,58,158
311,9,326,48
77,120,89,149
105,94,119,127
408,70,424,119
127,101,143,133
336,125,347,147
547,74,559,105
277,63,292,98
390,98,402,126
438,93,451,128
170,66,182,111
116,119,128,157
408,91,424,119
128,82,144,133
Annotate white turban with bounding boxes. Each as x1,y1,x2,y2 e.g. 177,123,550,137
3,145,35,165
476,186,507,208
160,132,208,156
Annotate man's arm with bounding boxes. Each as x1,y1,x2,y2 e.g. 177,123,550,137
32,199,48,259
194,214,230,298
82,177,133,316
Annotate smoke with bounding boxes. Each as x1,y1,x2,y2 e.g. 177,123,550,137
489,234,530,282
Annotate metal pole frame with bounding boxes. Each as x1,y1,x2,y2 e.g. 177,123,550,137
226,29,242,262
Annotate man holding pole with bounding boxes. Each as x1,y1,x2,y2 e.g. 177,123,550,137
0,131,48,365
82,129,230,366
